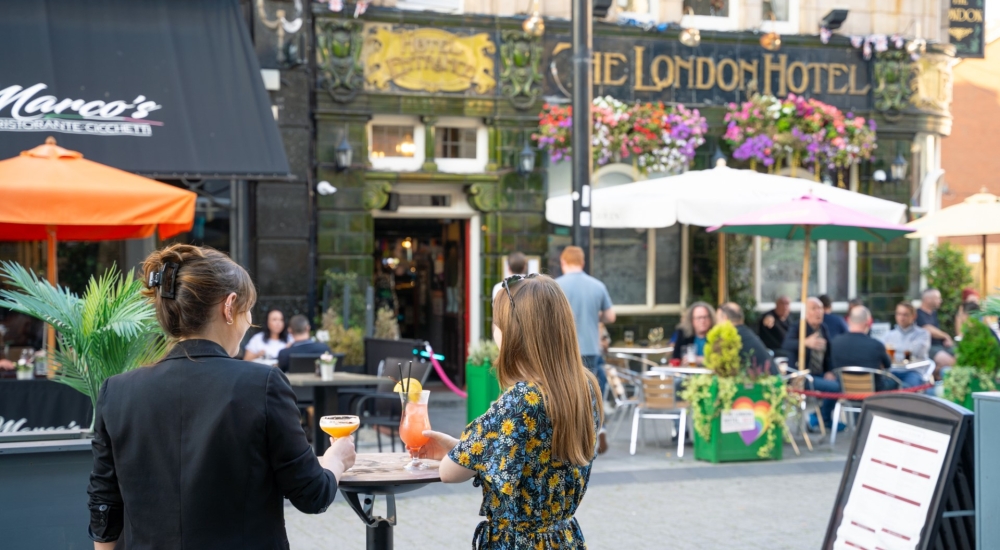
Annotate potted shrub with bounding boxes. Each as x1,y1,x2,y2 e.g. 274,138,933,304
320,308,364,371
465,339,500,423
681,321,787,463
943,318,999,410
0,262,168,429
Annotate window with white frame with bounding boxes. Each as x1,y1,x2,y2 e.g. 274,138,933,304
616,0,660,24
433,117,488,174
682,0,738,31
755,237,854,311
762,0,799,35
368,116,424,172
589,225,684,312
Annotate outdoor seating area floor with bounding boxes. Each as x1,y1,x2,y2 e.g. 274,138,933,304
288,386,849,548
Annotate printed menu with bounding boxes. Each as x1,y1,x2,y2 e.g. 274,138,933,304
833,415,951,550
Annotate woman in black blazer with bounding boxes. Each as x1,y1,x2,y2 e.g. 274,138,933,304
87,244,356,550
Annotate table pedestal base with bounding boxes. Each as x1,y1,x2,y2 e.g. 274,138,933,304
343,491,397,550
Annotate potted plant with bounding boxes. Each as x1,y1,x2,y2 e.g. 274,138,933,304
680,321,787,463
321,308,364,371
943,317,999,410
0,262,168,429
465,339,500,423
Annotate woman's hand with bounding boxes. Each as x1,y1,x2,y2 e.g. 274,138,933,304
321,436,356,480
418,430,459,461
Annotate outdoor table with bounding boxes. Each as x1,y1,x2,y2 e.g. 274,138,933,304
650,366,713,376
285,372,390,455
338,452,441,550
608,344,673,372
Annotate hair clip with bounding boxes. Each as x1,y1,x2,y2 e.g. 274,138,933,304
159,262,180,300
148,270,162,288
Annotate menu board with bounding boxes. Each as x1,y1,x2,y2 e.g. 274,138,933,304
833,415,952,550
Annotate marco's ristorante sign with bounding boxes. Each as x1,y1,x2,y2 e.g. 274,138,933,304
0,83,163,137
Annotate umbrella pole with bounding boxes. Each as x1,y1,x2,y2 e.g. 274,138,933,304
983,234,988,298
718,233,727,304
798,227,811,371
46,227,57,378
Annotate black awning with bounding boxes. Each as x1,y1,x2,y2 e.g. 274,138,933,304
0,0,290,179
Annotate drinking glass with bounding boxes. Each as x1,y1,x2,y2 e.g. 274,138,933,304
648,327,663,346
683,345,697,366
624,331,635,346
320,415,360,440
399,390,432,470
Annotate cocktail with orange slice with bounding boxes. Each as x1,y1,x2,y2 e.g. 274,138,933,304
397,381,431,470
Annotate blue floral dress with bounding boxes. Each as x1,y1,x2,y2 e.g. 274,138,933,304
448,381,599,549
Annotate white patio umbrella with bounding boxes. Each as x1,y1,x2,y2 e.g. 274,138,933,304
546,164,908,301
905,188,1000,296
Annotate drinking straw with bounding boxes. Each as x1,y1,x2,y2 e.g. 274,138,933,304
407,361,413,395
397,362,404,392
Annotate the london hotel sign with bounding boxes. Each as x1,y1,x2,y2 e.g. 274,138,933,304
360,24,873,111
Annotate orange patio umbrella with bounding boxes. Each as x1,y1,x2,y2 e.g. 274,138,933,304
0,137,196,360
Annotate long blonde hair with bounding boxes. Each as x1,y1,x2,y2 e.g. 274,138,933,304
492,275,603,466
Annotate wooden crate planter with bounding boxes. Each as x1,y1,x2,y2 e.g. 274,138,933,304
689,376,786,464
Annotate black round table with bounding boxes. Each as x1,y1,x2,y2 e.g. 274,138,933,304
338,453,441,550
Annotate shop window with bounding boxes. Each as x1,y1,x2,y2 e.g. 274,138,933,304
755,237,854,313
682,0,738,31
592,229,648,306
396,0,463,13
762,0,799,34
368,116,424,172
372,125,416,158
436,127,477,159
617,0,660,23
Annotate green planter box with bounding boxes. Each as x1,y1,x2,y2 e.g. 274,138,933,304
944,369,989,411
693,377,784,464
466,360,501,424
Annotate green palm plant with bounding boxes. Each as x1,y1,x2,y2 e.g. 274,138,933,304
0,261,168,428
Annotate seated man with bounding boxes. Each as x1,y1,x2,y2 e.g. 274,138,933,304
819,294,848,340
832,306,924,390
716,302,774,374
783,297,840,430
917,288,956,370
882,302,931,362
277,314,333,373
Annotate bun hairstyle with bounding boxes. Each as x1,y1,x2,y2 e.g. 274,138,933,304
141,244,257,339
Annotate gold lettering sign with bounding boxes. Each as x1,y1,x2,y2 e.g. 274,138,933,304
364,27,496,93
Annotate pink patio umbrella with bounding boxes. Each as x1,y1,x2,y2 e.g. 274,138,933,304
709,195,914,370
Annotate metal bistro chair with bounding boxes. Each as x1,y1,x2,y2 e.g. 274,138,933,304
778,363,814,455
614,352,661,374
630,372,687,457
602,364,641,438
901,359,936,385
830,366,904,449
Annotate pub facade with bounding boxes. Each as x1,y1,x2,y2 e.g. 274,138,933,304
278,3,954,375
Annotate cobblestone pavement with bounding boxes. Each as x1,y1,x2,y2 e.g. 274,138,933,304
287,387,848,549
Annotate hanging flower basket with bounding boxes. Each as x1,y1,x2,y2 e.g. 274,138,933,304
723,94,876,176
534,97,707,175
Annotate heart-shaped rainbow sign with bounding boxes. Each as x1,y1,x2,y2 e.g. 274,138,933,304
732,396,771,446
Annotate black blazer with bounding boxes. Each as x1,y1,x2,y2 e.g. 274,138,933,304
87,339,337,550
277,339,333,373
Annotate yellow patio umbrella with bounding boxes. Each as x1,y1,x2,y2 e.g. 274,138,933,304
906,188,1000,296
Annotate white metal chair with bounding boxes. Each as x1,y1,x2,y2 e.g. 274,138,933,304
630,372,687,457
615,352,661,373
901,359,936,384
830,366,904,449
603,364,641,438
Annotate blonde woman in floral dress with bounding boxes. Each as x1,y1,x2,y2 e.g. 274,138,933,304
422,274,603,549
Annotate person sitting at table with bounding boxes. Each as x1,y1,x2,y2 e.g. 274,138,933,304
831,306,922,390
277,315,333,373
87,244,355,550
758,295,791,356
882,302,931,363
671,301,715,363
783,297,841,431
954,288,981,338
419,274,603,549
819,294,848,340
917,288,957,370
244,308,292,361
716,302,774,373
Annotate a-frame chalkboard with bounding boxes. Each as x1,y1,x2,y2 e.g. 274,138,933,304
823,393,975,550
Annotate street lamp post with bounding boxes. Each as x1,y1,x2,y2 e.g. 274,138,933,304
571,0,593,272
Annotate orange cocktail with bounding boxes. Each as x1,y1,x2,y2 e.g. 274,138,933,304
320,415,360,439
399,390,431,470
